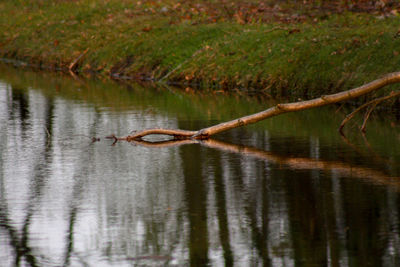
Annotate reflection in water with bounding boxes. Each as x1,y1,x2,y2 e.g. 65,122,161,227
0,68,400,266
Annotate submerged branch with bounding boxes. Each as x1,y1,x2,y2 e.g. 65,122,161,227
130,139,198,148
113,72,400,143
339,90,400,134
126,128,197,141
361,91,400,132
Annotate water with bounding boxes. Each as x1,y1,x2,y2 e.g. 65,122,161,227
0,64,399,267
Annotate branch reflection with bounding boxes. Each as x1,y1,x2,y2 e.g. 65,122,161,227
130,137,400,187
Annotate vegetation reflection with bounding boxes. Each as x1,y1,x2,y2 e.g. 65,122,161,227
0,66,399,266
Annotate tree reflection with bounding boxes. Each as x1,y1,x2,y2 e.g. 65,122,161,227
180,143,209,266
132,136,400,265
9,87,30,134
0,205,39,267
0,95,54,266
212,150,233,266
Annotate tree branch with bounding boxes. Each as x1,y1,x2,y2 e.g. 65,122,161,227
113,72,400,143
361,91,400,132
339,90,400,134
69,48,89,72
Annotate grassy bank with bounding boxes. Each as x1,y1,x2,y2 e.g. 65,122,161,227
1,0,400,100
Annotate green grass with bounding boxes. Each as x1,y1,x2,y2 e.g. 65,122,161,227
1,0,400,100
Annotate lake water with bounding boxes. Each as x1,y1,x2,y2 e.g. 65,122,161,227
0,64,399,267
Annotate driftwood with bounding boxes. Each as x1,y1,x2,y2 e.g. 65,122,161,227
109,72,400,143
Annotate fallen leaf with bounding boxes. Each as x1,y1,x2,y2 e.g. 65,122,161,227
288,28,300,34
142,26,152,32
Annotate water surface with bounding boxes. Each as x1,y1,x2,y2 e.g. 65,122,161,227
0,65,400,266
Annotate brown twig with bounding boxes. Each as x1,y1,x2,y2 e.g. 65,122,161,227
360,102,379,133
69,48,89,72
263,26,288,33
339,90,400,134
361,91,400,132
105,134,122,145
159,47,204,82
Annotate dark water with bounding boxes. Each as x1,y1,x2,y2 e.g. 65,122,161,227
0,65,400,267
